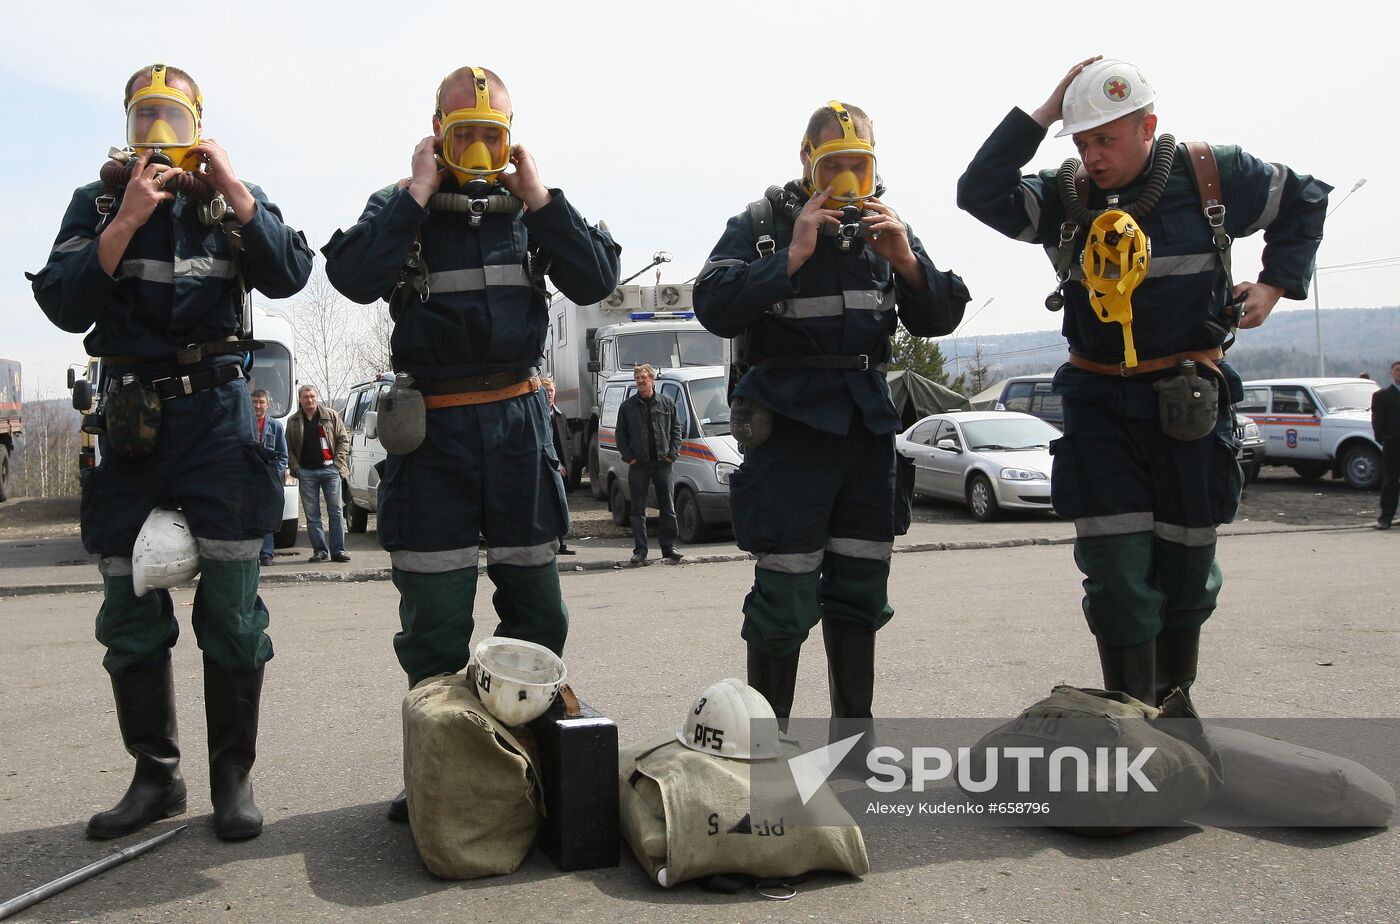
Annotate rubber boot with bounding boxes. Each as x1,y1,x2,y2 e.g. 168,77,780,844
1095,638,1156,706
1154,627,1201,710
204,657,264,840
822,616,878,778
87,657,187,839
388,789,409,823
746,645,800,729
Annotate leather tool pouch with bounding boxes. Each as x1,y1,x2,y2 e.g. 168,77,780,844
106,376,162,459
1153,363,1219,442
376,374,426,455
729,397,774,449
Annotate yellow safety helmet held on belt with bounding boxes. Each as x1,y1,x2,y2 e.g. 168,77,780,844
802,101,877,208
435,66,512,187
1082,209,1150,368
126,64,202,170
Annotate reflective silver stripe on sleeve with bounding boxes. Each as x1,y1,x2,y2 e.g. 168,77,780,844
701,256,747,279
1243,162,1287,236
1074,512,1154,538
755,550,824,574
391,548,479,573
826,536,894,562
53,235,90,255
1147,254,1220,279
428,265,531,293
195,538,263,561
175,256,237,279
1015,184,1043,242
486,540,558,567
99,556,134,577
1153,522,1218,548
122,259,175,284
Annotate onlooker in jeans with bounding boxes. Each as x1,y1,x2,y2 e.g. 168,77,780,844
285,385,350,562
615,364,684,565
251,389,288,566
1372,360,1400,529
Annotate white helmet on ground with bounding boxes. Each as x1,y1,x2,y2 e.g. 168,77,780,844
471,637,567,726
1056,58,1156,138
677,678,781,761
131,507,200,596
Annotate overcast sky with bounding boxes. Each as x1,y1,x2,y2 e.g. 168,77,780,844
4,0,1395,397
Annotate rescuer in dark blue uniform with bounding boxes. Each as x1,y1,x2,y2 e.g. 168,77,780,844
695,101,969,736
957,56,1329,707
321,66,619,821
30,63,313,841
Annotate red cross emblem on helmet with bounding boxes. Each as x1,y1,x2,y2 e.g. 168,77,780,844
1104,77,1131,101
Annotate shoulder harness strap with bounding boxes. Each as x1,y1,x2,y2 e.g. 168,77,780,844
745,195,776,258
1182,141,1232,287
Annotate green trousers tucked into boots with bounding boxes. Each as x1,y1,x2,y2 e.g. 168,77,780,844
87,655,187,839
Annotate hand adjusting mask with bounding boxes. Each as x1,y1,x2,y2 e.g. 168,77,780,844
125,64,202,169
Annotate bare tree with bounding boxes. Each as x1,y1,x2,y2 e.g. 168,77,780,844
272,269,363,402
9,380,81,499
349,302,394,381
967,340,996,396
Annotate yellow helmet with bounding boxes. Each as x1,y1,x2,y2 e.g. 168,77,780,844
435,66,512,187
125,64,202,170
1081,210,1150,368
802,101,877,208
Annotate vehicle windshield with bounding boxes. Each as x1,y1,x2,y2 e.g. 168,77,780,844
1314,382,1379,413
689,376,730,436
961,417,1061,451
615,330,724,370
248,343,293,419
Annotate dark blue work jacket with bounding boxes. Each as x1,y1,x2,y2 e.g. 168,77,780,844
321,183,620,381
957,108,1330,367
695,191,969,436
31,181,313,360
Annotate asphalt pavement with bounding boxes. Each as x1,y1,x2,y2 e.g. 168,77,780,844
1,511,1396,922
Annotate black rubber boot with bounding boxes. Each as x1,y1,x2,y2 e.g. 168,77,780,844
1154,627,1201,709
1096,638,1156,706
388,789,409,823
204,657,264,840
746,645,800,727
822,616,878,777
87,658,187,839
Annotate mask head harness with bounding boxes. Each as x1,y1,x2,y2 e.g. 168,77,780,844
801,102,884,251
435,66,513,213
125,64,202,170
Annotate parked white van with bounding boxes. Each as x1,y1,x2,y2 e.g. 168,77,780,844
595,365,739,543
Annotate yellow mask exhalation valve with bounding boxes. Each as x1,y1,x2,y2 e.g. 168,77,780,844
1082,209,1151,369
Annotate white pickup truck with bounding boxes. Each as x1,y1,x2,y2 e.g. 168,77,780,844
1238,378,1381,489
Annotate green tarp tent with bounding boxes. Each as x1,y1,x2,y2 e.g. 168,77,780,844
886,370,971,429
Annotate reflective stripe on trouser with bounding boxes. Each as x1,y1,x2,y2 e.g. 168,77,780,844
730,415,898,657
1053,392,1239,648
97,575,179,676
80,374,283,557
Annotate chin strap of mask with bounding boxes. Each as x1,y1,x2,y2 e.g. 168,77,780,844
1044,133,1175,311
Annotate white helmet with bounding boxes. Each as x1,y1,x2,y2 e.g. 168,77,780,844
677,678,781,761
1056,58,1156,138
471,637,567,726
131,507,201,596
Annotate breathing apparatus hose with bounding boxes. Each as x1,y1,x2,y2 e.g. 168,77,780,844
1057,133,1177,227
100,158,218,202
427,192,523,215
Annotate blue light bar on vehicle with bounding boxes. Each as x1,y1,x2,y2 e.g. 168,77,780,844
628,311,696,321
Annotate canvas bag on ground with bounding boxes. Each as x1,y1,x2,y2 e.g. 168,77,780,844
958,686,1221,832
403,674,543,879
619,731,868,887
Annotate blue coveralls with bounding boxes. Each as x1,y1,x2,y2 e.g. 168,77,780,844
695,192,968,662
957,108,1329,651
322,182,619,685
30,180,313,675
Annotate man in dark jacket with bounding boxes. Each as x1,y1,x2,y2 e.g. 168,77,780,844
957,56,1328,706
615,364,684,565
695,100,968,739
321,65,619,822
29,63,313,841
1372,361,1400,529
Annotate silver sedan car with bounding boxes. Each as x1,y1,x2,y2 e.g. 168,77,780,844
896,411,1060,521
